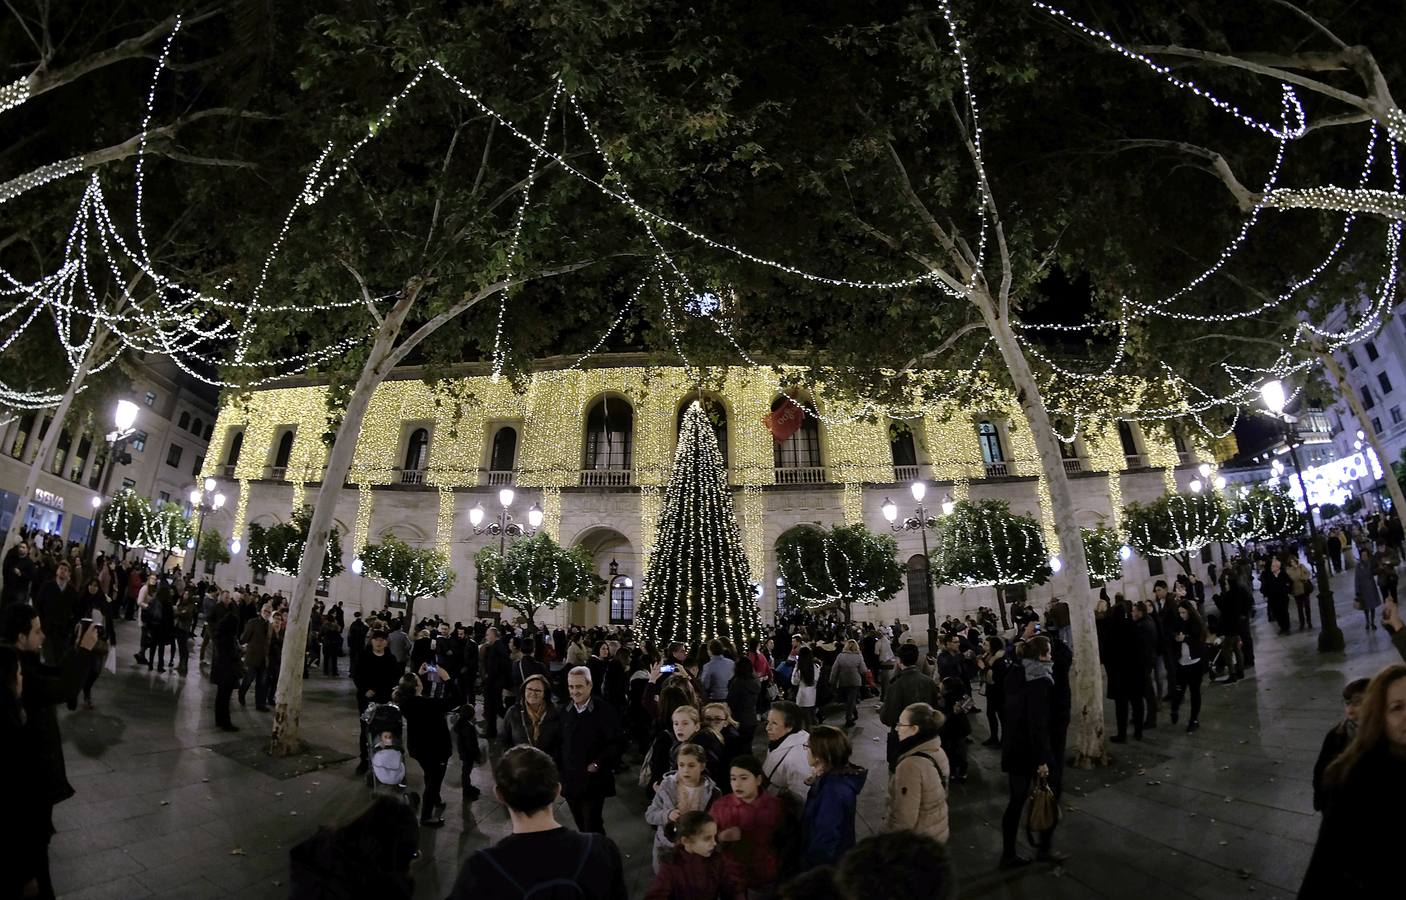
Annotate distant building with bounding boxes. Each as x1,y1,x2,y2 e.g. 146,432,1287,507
0,357,217,552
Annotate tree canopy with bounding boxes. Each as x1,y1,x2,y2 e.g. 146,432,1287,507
248,509,344,579
776,523,903,620
1124,491,1230,573
474,532,603,626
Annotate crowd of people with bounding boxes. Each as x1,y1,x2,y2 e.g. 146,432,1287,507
4,513,1406,899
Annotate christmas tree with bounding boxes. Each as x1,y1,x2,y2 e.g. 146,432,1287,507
637,401,763,648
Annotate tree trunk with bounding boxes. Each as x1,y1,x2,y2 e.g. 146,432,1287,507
981,302,1109,767
1317,347,1406,542
995,585,1009,631
403,595,417,632
269,283,422,757
1,341,97,558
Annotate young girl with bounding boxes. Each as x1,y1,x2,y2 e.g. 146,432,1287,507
702,702,742,787
645,810,744,900
791,646,820,725
652,705,724,791
645,743,720,872
710,755,784,897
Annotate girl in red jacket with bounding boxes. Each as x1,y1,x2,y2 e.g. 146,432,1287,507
645,810,744,900
710,755,784,894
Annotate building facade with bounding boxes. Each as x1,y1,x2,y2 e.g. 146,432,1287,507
201,356,1218,630
0,358,218,548
1320,301,1406,509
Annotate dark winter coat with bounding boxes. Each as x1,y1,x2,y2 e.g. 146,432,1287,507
879,666,941,728
645,847,745,900
560,698,623,800
1300,743,1406,897
241,615,272,667
1002,663,1054,775
829,650,866,689
35,579,79,646
801,765,868,869
353,650,403,708
18,645,90,810
210,611,243,688
1104,616,1147,701
503,700,564,761
398,693,452,766
2,547,35,605
726,675,762,735
1261,568,1293,604
1311,722,1352,813
1354,563,1381,611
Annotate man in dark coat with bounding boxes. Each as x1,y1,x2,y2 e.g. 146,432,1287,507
211,603,243,732
3,603,97,900
559,665,622,834
34,562,78,666
1261,557,1294,635
1106,606,1147,742
1131,601,1162,728
480,626,511,739
2,539,36,607
999,635,1062,869
880,643,941,770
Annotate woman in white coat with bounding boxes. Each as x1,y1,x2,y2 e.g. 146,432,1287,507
762,701,812,803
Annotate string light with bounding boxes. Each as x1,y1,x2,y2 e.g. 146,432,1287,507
474,531,599,624
776,524,902,614
933,498,1052,588
358,535,456,601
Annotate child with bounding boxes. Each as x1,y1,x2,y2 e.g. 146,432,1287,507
710,755,784,896
646,743,720,872
645,810,744,900
451,700,482,802
1312,677,1369,812
937,677,971,783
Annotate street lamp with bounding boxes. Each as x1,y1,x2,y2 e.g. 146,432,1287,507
470,489,541,553
1259,379,1344,652
84,399,141,562
186,479,227,577
882,481,949,653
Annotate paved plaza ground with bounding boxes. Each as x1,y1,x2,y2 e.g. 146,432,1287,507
47,564,1403,900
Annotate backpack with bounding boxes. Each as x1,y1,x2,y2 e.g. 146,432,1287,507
477,833,595,899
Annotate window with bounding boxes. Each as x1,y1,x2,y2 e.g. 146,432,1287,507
1372,416,1383,434
225,430,244,467
315,576,329,598
583,397,633,470
253,567,267,586
178,412,190,429
192,455,204,477
1200,545,1213,563
1361,386,1376,410
69,434,92,483
403,428,430,471
476,572,495,617
192,417,203,436
143,391,156,407
490,425,518,472
890,428,918,468
158,491,170,503
166,444,183,468
1365,341,1379,362
49,430,71,476
8,412,34,459
273,430,295,469
1117,421,1140,458
770,396,821,469
1379,372,1394,394
203,422,212,440
1346,349,1359,369
1392,406,1404,426
679,398,729,467
1148,556,1164,577
775,577,789,616
610,577,634,624
203,558,217,576
131,431,148,452
121,477,137,492
906,555,931,615
976,420,1004,464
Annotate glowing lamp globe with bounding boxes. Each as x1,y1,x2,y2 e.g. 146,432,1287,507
114,399,139,432
910,481,926,502
498,487,515,508
1260,379,1287,415
527,502,544,529
881,498,898,523
469,503,486,528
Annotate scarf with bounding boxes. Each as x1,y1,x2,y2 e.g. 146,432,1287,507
896,727,940,757
523,703,547,744
1022,658,1054,684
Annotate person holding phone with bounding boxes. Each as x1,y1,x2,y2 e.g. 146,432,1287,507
76,578,115,710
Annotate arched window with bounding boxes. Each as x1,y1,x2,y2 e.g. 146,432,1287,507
906,554,931,615
272,430,295,471
490,426,518,472
890,425,918,480
771,396,821,479
584,397,633,472
192,417,203,436
678,398,728,468
9,412,35,459
976,421,1004,464
178,411,190,430
1170,425,1188,455
403,428,430,471
1117,421,1141,461
50,430,71,476
610,576,635,624
226,430,244,468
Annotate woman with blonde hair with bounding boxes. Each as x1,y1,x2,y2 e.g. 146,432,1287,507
1300,663,1406,896
830,638,866,728
702,702,742,786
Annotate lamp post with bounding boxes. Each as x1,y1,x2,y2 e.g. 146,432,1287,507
469,486,543,553
185,477,227,577
1260,380,1345,652
607,557,634,625
882,480,952,654
84,399,140,563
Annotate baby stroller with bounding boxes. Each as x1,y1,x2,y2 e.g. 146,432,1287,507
360,701,420,811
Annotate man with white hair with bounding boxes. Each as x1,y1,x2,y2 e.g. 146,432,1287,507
559,665,622,834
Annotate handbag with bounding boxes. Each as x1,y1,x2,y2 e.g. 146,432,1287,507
1024,774,1059,846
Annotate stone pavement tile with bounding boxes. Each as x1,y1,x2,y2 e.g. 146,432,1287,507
56,875,150,900
145,877,233,900
50,846,147,896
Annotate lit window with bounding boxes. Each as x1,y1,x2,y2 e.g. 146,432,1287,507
144,391,156,407
131,431,148,452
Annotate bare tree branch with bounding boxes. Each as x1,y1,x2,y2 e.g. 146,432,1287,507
903,320,985,369
424,120,465,258
948,100,1013,319
1116,138,1262,211
1133,43,1379,117
883,140,971,282
1267,0,1349,50
339,259,383,329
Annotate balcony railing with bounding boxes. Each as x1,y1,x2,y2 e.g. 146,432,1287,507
267,465,286,480
984,461,1010,478
580,468,633,487
397,468,427,486
1177,451,1195,466
1061,458,1084,475
1124,453,1148,469
221,464,237,478
773,466,827,485
893,464,921,483
487,469,515,486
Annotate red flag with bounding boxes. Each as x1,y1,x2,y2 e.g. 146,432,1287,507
762,401,805,444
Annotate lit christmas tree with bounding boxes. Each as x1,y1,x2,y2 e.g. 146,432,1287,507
636,400,764,648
